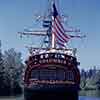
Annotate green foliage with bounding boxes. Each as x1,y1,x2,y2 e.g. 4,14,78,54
95,71,100,89
0,47,24,96
80,67,100,90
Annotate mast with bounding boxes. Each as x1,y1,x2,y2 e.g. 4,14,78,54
47,0,56,49
51,15,56,49
51,29,55,49
18,0,86,53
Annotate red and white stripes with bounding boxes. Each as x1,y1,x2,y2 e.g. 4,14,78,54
52,3,71,48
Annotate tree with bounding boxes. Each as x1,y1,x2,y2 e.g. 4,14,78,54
3,48,24,95
0,40,10,95
0,40,4,86
80,69,87,89
94,70,100,90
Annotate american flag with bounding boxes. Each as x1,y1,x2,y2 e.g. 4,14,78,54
52,3,71,48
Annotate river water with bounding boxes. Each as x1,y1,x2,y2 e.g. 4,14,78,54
1,90,100,100
15,95,100,100
0,96,100,100
79,96,100,100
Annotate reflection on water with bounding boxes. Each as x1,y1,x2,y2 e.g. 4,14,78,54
1,90,100,100
16,95,100,100
80,90,100,97
0,96,99,100
16,96,100,100
79,96,100,100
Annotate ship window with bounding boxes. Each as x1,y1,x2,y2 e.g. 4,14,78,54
39,69,56,80
56,69,65,80
31,70,39,79
66,71,74,81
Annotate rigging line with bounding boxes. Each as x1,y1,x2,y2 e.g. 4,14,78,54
39,35,47,49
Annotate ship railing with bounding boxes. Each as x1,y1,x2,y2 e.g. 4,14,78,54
26,46,77,57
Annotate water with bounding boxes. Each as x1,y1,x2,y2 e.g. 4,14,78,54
0,96,100,100
79,96,100,100
80,90,100,97
1,90,100,100
16,95,100,100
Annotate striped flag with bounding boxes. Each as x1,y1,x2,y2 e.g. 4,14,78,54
52,3,71,48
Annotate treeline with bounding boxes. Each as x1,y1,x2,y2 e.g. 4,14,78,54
0,43,25,96
80,67,100,90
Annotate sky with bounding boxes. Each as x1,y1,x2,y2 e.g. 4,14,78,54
0,0,100,70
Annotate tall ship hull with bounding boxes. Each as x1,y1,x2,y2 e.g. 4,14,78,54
24,50,80,100
18,0,85,100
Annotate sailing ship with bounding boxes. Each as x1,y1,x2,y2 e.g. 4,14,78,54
18,0,85,100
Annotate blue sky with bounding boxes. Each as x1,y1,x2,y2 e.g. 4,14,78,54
0,0,100,69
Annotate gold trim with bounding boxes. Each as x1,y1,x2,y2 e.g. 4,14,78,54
29,80,75,85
